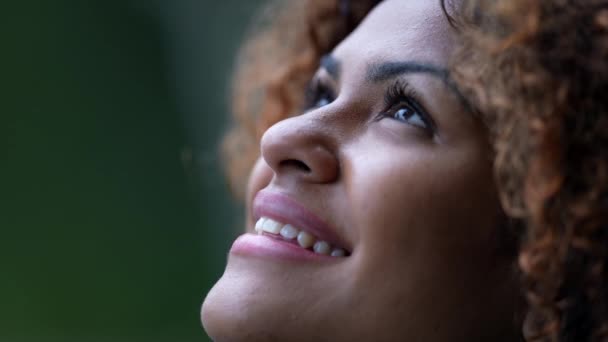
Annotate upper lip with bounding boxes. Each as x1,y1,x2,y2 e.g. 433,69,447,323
252,190,350,251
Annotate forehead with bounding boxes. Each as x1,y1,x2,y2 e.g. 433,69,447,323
333,0,455,67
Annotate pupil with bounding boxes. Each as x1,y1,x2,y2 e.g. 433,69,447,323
396,108,409,120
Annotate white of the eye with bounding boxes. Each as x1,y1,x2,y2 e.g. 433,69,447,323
317,98,331,107
407,113,427,128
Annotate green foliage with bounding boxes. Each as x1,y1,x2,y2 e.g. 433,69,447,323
0,1,262,341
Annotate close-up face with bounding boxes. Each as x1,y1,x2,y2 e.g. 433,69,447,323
203,0,521,341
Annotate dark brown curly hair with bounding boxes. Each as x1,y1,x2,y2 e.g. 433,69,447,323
221,0,608,340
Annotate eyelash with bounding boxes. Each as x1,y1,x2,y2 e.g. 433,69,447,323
304,78,435,134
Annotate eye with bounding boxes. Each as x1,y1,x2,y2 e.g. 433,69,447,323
304,78,335,110
389,105,428,129
315,96,332,108
382,81,435,134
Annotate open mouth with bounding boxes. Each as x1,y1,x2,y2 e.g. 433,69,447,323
255,217,350,257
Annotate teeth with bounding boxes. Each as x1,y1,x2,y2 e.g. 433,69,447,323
297,231,315,249
262,218,283,234
254,218,266,233
255,216,348,257
330,248,346,257
279,224,299,240
313,241,331,255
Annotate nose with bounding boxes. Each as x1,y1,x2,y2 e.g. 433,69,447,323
260,116,339,184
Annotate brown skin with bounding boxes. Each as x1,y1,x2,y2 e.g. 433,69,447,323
202,1,520,341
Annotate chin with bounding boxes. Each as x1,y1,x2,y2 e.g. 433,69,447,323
201,271,284,342
202,274,251,341
202,262,343,342
201,279,223,341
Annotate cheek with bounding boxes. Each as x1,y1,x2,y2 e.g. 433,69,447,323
346,143,501,270
339,143,507,333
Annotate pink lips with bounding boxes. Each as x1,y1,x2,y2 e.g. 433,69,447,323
229,190,349,261
252,191,347,249
230,234,335,261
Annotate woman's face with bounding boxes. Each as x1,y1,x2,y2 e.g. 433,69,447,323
203,1,519,341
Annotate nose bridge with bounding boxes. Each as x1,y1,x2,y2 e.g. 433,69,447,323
260,113,340,184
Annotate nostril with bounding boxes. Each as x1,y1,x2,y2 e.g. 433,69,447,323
279,159,311,173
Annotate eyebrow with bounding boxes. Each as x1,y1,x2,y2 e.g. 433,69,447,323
367,61,449,83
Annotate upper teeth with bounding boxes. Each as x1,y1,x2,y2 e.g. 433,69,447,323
255,217,347,257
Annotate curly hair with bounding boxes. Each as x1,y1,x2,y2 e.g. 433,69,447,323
451,0,608,340
222,0,608,340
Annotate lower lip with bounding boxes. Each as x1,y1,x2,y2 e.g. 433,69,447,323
230,233,335,262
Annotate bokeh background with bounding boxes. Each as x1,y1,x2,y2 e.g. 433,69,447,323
2,1,264,341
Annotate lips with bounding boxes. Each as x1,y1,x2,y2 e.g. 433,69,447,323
251,190,351,256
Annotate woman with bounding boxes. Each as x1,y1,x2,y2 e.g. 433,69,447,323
202,0,608,340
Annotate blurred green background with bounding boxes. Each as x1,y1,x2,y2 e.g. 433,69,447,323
1,1,263,341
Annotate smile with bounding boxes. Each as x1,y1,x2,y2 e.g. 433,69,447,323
255,217,348,257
